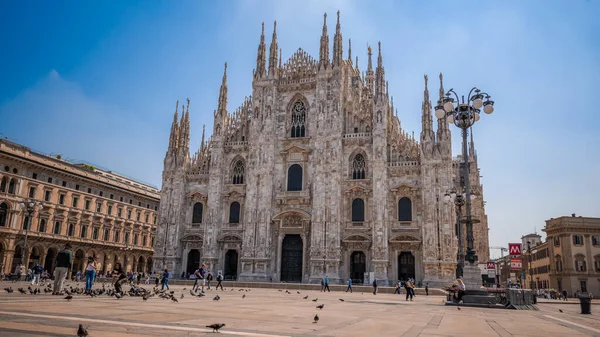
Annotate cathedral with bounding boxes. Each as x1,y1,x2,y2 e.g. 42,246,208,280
154,12,490,286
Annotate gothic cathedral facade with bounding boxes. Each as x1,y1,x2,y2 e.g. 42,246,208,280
154,12,490,286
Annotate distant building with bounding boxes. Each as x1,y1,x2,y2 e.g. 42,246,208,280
0,139,160,276
543,214,600,296
522,241,550,290
521,233,542,252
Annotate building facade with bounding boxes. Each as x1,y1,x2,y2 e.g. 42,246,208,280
154,12,490,286
543,215,600,296
0,139,159,276
522,241,550,290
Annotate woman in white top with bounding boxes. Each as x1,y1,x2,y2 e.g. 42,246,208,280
85,257,97,292
456,279,466,303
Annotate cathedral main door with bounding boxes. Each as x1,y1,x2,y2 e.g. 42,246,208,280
398,252,415,281
350,251,366,284
224,249,238,281
186,249,200,275
280,234,303,282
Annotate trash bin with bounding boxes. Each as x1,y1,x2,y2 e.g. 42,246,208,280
579,294,592,315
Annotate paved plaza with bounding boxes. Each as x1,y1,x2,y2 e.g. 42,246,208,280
0,282,599,337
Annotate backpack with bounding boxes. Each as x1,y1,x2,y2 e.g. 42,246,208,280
217,274,223,282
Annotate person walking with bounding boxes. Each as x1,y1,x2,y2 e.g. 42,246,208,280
425,282,429,296
112,262,127,294
193,264,206,294
52,243,73,295
161,269,170,290
405,279,414,301
206,271,213,290
154,271,160,287
31,264,43,286
372,278,378,295
84,256,97,293
346,278,353,293
14,263,22,282
215,271,224,291
323,276,331,292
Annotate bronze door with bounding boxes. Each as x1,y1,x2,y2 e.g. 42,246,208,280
281,234,303,282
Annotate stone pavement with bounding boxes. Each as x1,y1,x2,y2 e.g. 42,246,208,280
0,281,599,337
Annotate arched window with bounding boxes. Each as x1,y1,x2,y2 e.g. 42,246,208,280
232,160,244,184
8,178,16,194
0,203,7,227
398,197,412,221
0,177,7,192
555,255,563,272
287,164,303,191
352,154,366,179
229,202,240,224
352,198,365,222
53,221,61,234
192,202,203,223
290,101,306,138
39,219,46,232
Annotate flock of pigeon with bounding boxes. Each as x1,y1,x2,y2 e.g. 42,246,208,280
3,282,350,335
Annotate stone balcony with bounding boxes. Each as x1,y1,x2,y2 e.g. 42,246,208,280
343,132,372,139
275,189,311,205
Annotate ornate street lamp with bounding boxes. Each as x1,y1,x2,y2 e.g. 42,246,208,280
444,189,476,278
436,87,494,265
19,200,44,268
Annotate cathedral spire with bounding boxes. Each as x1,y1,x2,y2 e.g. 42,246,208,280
375,42,386,100
348,38,352,63
255,22,266,79
217,62,228,113
420,75,434,142
268,21,278,77
178,98,191,153
436,72,451,143
332,10,343,68
319,13,330,70
200,124,206,153
469,127,476,158
366,45,374,92
168,100,180,150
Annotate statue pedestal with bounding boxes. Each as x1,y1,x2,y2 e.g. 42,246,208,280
462,263,483,291
461,263,496,305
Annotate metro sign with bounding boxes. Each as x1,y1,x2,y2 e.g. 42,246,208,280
509,243,522,256
510,258,522,270
487,261,496,269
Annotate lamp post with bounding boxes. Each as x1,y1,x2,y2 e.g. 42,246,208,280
527,241,534,289
19,200,43,269
435,87,494,265
444,189,476,278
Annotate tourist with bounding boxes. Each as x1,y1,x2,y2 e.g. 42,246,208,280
320,278,325,292
137,272,142,285
562,290,568,301
455,278,466,303
154,271,160,287
52,243,72,295
145,273,151,284
161,269,170,290
425,282,429,296
405,279,414,301
206,270,213,290
31,263,43,286
215,271,224,291
372,278,378,295
346,278,353,293
394,281,401,294
193,264,206,293
112,262,127,294
323,276,331,292
14,263,22,282
85,256,97,293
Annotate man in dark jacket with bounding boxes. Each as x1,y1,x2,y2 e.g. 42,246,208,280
53,243,72,295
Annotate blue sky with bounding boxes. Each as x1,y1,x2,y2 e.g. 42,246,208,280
1,0,599,256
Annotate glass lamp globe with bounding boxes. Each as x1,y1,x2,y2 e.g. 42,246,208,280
435,108,446,119
474,112,480,122
443,101,454,112
484,103,494,114
447,114,455,124
472,98,483,109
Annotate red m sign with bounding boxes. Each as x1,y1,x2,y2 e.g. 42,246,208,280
509,243,522,256
487,261,496,269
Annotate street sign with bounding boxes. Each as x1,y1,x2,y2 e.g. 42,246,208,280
487,269,496,278
509,243,522,256
487,261,496,269
510,258,522,270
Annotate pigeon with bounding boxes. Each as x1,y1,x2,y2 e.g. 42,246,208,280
242,294,246,299
559,309,563,313
339,299,344,302
64,295,73,301
457,307,461,311
297,291,300,294
143,295,149,301
206,323,226,332
312,298,318,302
313,314,319,324
181,294,184,299
171,297,178,303
303,295,308,300
182,288,187,290
77,324,88,337
213,295,220,301
316,304,324,310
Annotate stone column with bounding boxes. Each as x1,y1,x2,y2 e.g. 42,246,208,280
3,250,14,274
276,233,284,282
